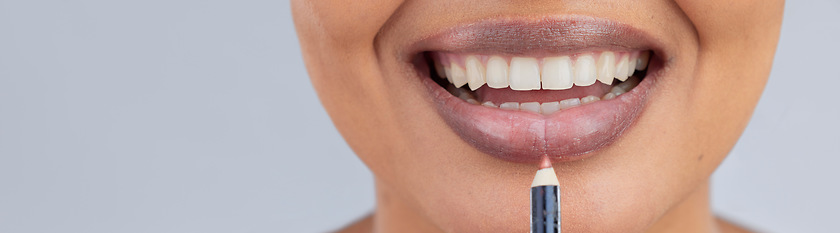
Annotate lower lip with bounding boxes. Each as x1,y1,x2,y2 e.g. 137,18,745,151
422,70,656,163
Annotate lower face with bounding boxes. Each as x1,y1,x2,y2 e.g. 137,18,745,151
293,1,783,232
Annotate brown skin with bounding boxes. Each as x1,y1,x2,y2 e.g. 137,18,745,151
292,1,783,232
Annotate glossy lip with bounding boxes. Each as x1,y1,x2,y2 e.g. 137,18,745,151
403,16,668,163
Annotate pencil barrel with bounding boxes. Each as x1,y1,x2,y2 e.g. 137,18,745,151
530,185,560,233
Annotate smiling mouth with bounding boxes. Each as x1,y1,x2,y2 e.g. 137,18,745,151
407,17,666,163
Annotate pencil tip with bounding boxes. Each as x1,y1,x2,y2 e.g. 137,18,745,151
539,156,552,169
532,157,560,187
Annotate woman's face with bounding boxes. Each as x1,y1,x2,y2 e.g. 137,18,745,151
293,1,783,232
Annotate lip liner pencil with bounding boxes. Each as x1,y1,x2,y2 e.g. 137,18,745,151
531,156,560,233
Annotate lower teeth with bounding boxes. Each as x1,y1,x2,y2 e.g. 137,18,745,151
450,76,642,115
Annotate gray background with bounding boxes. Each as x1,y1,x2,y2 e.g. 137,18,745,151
0,1,837,232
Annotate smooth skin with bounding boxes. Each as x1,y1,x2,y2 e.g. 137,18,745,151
292,1,784,232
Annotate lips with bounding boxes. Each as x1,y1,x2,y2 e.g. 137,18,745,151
405,17,666,163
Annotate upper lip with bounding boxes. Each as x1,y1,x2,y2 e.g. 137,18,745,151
403,15,666,60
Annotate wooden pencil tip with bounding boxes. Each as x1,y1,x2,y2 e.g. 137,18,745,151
539,156,552,169
532,157,560,187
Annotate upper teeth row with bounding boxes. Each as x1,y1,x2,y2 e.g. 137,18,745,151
434,51,650,91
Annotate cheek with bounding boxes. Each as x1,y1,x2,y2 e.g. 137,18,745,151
675,0,783,165
291,0,407,99
291,0,408,170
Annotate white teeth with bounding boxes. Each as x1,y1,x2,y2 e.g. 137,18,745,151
610,83,632,96
627,54,637,77
615,54,630,82
581,95,601,104
540,102,561,115
439,51,648,90
508,57,541,90
520,102,541,113
435,60,446,79
450,62,467,88
596,52,616,85
574,54,597,87
610,86,626,96
499,102,519,110
636,51,650,70
486,56,510,88
444,66,453,83
559,98,581,109
465,56,486,91
541,56,574,90
482,101,498,108
439,51,648,113
465,75,640,114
